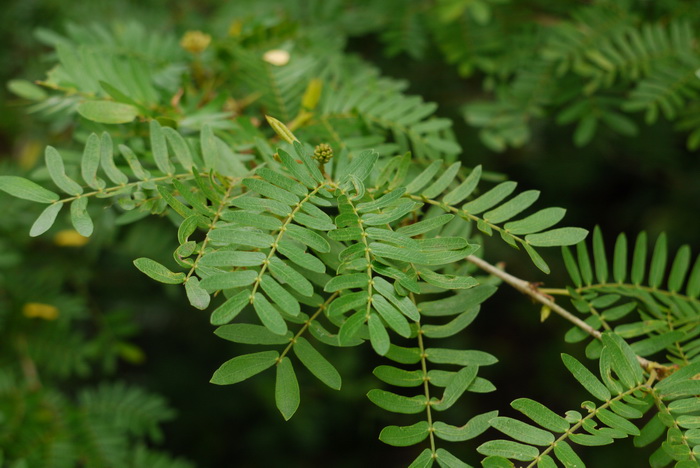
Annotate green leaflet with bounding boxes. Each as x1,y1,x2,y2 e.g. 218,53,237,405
357,188,406,212
368,313,390,355
370,242,475,265
269,258,314,296
511,398,570,433
258,165,309,197
361,199,420,226
420,269,479,290
504,207,566,235
367,389,426,414
633,413,666,447
285,224,330,252
433,365,478,411
231,196,292,218
596,408,640,435
385,345,422,364
210,290,249,325
275,357,300,420
260,275,301,317
277,240,326,273
569,433,613,446
462,181,517,215
133,258,186,284
199,251,267,267
372,277,420,321
483,190,540,224
210,350,279,385
324,273,369,292
668,245,691,292
371,294,411,338
293,337,341,390
199,271,258,291
433,411,498,442
243,177,299,206
77,100,139,124
524,243,550,274
275,149,317,189
366,227,417,248
600,332,643,388
222,211,283,230
613,233,628,283
480,456,513,468
30,202,63,237
435,448,469,468
525,227,589,247
162,126,194,172
0,176,58,204
379,421,430,447
405,160,442,194
293,141,325,184
208,228,275,248
344,149,378,182
631,231,648,285
561,353,611,401
70,197,93,236
327,291,369,317
552,441,585,467
396,214,454,237
338,310,367,345
253,293,288,336
426,348,498,366
215,324,292,345
648,233,667,289
477,440,539,462
422,308,480,338
420,285,497,317
80,133,104,189
489,417,555,446
185,277,210,310
409,449,434,468
99,132,128,185
150,120,175,175
443,165,481,205
422,161,461,198
46,146,83,195
119,144,150,180
373,365,423,387
592,226,608,283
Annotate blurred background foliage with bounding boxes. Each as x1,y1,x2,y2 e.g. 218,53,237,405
0,0,698,466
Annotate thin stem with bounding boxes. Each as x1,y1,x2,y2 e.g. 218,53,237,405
465,255,660,370
417,323,437,457
528,382,650,468
184,182,237,281
278,292,339,362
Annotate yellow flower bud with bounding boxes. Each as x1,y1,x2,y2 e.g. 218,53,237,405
54,230,89,247
23,303,59,320
180,31,212,54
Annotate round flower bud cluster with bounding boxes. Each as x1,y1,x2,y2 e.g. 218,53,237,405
313,143,333,164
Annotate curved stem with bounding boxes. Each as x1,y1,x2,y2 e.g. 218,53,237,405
465,255,661,371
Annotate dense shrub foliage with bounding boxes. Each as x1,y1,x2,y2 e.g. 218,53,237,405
1,1,699,467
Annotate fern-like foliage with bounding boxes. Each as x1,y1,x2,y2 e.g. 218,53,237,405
4,9,699,467
477,332,700,467
558,227,700,366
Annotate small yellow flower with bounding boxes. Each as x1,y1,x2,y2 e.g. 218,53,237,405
23,303,59,320
54,230,89,247
228,20,243,37
263,49,290,66
180,31,212,54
